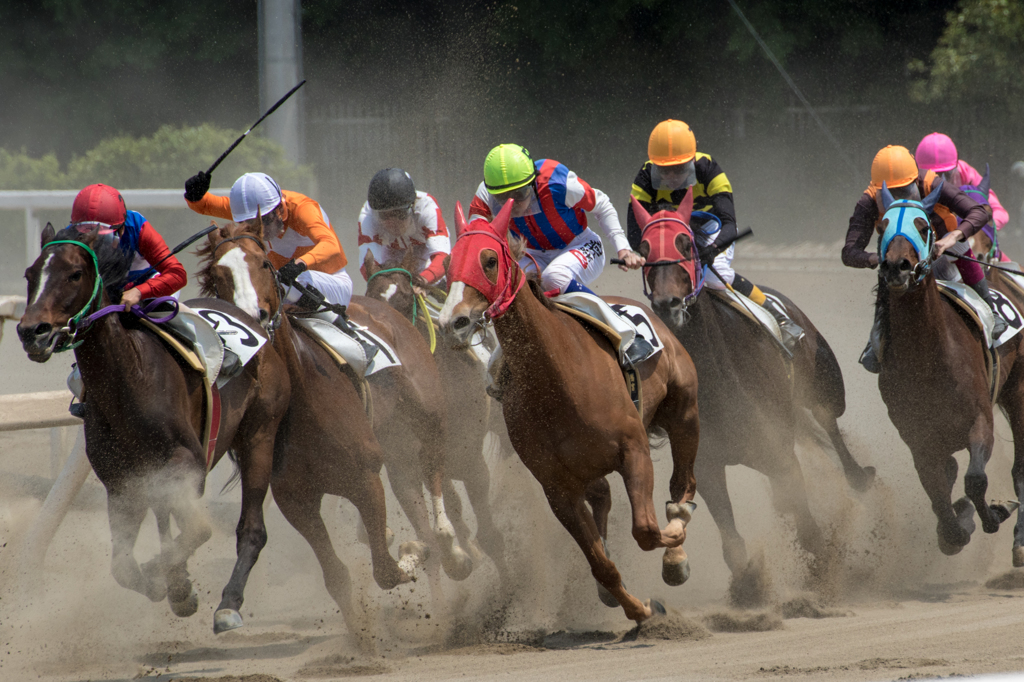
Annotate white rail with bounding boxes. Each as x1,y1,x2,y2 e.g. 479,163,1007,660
0,188,230,268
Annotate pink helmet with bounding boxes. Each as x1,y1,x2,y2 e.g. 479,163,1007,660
915,132,958,173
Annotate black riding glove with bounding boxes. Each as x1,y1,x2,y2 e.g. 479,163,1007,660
278,259,307,286
184,171,212,202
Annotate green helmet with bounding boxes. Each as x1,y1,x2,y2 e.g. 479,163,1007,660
483,144,537,194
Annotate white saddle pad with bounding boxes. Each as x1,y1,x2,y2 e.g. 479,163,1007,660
178,303,269,386
936,280,1023,348
551,292,664,365
292,315,401,379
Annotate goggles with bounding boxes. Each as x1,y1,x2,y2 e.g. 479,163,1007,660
651,161,696,192
374,205,414,222
68,221,121,236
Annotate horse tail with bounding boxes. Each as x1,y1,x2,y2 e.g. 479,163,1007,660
219,449,242,494
812,331,847,418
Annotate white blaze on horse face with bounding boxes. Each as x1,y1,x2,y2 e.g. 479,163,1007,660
439,281,465,327
218,248,261,320
30,253,55,305
381,283,398,302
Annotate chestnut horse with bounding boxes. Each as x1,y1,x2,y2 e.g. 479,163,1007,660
631,194,875,576
197,220,472,617
438,200,701,624
877,185,1024,561
17,224,290,632
363,251,510,585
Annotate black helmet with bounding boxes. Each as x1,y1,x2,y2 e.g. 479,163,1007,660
368,168,416,210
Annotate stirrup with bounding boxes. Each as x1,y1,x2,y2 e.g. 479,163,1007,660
859,342,881,374
68,401,86,419
624,337,655,366
991,311,1009,338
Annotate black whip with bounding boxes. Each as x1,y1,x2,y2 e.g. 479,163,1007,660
206,80,307,175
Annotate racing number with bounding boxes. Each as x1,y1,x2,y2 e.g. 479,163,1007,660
610,304,662,349
197,309,260,347
992,291,1023,331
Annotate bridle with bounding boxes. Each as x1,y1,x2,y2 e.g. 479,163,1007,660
211,233,282,341
454,229,526,320
366,266,441,353
638,216,705,305
879,203,936,285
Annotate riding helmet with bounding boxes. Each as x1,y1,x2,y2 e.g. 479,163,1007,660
648,120,696,166
483,144,536,194
368,168,416,210
871,145,918,189
915,133,958,173
71,184,127,226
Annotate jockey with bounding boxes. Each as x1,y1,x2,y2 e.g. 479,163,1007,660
184,170,376,358
916,133,1009,230
67,183,188,417
842,144,1006,373
468,144,644,295
628,119,805,350
358,168,450,288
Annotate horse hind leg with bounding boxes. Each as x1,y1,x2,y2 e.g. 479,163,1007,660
913,450,972,554
385,459,447,604
810,403,876,492
694,458,749,575
963,413,1011,535
584,477,617,607
1002,384,1024,566
655,394,700,586
459,455,511,584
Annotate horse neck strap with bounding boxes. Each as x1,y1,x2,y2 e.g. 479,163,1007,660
367,267,419,323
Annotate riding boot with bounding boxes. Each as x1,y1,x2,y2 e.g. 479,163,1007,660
67,363,86,418
332,309,379,363
971,278,1009,339
761,297,805,352
859,303,883,374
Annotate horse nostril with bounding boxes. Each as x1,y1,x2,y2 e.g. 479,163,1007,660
18,322,51,342
669,297,683,309
452,316,470,331
259,309,269,323
899,258,912,272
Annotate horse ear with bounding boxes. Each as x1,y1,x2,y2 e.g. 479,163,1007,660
247,205,264,236
880,182,895,212
363,249,379,278
454,201,468,239
443,254,451,278
630,196,652,231
491,198,514,239
40,222,55,248
921,179,943,214
978,163,991,198
676,188,694,224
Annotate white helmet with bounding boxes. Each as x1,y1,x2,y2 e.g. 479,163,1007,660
230,172,283,222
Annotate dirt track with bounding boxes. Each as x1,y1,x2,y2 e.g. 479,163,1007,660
2,257,1024,681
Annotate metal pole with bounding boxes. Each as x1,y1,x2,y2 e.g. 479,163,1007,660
25,206,40,266
259,0,305,164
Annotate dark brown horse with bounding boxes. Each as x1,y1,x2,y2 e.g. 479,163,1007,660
362,251,510,585
632,195,875,577
197,219,472,617
877,189,1024,561
17,224,290,633
438,200,701,624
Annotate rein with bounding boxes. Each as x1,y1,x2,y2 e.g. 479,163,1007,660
367,267,420,324
366,266,439,353
211,233,282,340
638,217,704,304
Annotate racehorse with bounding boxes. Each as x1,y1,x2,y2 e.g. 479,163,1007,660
962,168,1006,264
631,193,875,577
876,182,1024,561
438,200,701,624
17,223,291,632
197,218,472,617
363,251,510,585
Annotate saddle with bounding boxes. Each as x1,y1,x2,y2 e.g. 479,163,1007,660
290,312,401,380
707,288,787,351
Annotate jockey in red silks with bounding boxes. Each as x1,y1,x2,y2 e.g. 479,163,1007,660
71,183,187,310
842,145,1006,373
66,184,188,417
468,144,644,295
357,168,450,287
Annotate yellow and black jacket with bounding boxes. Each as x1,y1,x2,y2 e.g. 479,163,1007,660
627,153,737,251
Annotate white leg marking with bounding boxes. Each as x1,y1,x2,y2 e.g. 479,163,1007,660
438,281,465,327
432,494,455,539
381,283,397,302
218,249,261,320
30,253,55,305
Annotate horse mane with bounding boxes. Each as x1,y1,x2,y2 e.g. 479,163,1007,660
507,232,526,262
194,223,268,298
505,232,556,310
52,225,133,302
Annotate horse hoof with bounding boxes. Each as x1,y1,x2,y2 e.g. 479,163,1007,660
214,608,244,634
1013,546,1024,568
169,586,199,618
596,581,619,608
937,536,965,556
398,541,429,576
648,598,667,616
662,556,691,587
441,546,474,582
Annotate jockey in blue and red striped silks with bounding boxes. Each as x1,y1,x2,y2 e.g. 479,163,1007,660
469,144,644,295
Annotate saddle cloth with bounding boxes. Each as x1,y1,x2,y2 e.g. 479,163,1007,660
708,288,786,348
935,280,1023,349
551,292,663,367
291,313,401,381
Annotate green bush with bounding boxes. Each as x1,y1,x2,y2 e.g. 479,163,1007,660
0,124,314,191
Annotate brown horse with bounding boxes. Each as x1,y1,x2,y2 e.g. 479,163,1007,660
17,224,290,632
362,251,510,585
438,200,700,624
877,189,1024,561
631,195,875,577
197,219,473,617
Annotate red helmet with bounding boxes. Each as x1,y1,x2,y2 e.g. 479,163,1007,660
71,184,127,226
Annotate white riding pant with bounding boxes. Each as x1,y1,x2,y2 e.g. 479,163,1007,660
285,269,353,308
520,228,606,294
702,244,736,291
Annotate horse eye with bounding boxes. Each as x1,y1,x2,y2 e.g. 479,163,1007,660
68,270,83,283
487,257,498,268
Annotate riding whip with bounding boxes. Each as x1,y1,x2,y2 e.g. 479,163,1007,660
947,252,1024,277
129,224,220,283
205,80,307,175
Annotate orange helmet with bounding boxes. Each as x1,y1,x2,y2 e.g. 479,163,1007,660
870,145,918,189
648,120,696,166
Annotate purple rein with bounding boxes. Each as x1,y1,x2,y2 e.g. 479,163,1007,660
83,296,180,326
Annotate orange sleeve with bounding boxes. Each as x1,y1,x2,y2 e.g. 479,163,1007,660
185,193,233,220
286,192,348,271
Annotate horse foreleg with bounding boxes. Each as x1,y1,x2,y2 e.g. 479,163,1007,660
964,413,1006,534
344,466,414,591
810,404,876,492
694,458,748,574
1003,385,1024,566
620,439,677,551
107,491,166,602
543,482,655,623
912,449,971,553
764,451,825,560
459,454,510,585
385,460,446,602
584,477,619,606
